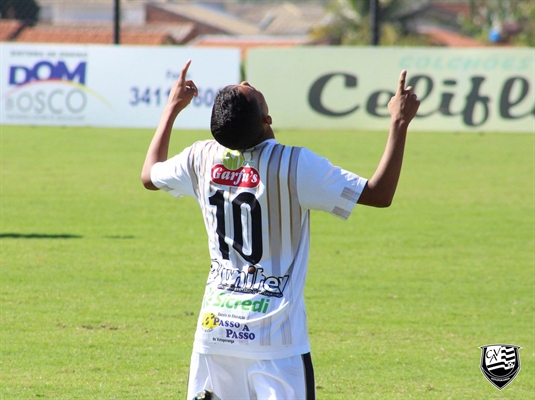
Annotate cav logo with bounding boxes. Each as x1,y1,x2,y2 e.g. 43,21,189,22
9,60,86,86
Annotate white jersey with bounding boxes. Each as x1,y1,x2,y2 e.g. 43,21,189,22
151,139,367,360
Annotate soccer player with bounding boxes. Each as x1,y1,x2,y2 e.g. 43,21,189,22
141,59,419,400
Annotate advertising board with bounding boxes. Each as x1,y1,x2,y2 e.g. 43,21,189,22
0,43,240,129
247,47,534,133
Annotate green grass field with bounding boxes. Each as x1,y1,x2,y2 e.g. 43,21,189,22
1,125,533,399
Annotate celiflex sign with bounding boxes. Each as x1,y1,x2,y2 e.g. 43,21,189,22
308,72,534,128
247,48,535,133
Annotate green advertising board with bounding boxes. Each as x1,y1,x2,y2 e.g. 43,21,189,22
247,47,534,133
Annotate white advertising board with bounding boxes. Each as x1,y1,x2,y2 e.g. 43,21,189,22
247,47,535,133
0,43,240,129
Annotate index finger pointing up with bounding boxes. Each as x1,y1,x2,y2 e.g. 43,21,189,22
397,70,407,95
179,59,192,81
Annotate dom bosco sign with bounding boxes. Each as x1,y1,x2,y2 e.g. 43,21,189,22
7,60,88,116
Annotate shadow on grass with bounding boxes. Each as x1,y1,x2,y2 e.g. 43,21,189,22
0,233,83,239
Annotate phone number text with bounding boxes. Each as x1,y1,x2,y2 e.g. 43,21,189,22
129,86,217,107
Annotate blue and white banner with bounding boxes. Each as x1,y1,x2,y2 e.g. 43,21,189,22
0,43,241,129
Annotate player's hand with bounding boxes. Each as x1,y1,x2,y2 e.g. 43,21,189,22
166,59,198,115
388,70,420,127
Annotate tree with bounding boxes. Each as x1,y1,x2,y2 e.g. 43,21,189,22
0,0,40,24
461,0,534,47
311,0,429,46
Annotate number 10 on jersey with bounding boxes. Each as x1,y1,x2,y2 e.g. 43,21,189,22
209,190,263,265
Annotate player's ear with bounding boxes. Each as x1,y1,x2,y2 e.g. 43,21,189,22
264,115,272,125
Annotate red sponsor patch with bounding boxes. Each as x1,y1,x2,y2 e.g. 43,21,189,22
211,164,260,188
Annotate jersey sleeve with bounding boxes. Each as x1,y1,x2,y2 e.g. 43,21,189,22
150,145,196,198
297,148,367,220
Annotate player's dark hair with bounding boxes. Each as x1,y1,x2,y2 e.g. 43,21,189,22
210,85,264,150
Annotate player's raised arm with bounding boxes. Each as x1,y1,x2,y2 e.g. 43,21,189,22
357,70,420,207
141,59,198,190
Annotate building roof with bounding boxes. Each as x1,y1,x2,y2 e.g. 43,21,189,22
36,0,161,5
225,2,325,35
12,23,184,45
189,34,310,59
0,20,24,41
420,27,487,47
394,1,489,47
395,1,467,30
138,23,197,44
431,1,472,19
149,2,260,36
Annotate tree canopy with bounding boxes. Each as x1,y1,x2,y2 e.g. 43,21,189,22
311,0,430,46
0,0,40,24
313,0,534,47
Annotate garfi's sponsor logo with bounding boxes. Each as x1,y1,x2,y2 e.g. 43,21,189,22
208,261,289,298
211,164,260,188
211,149,260,188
